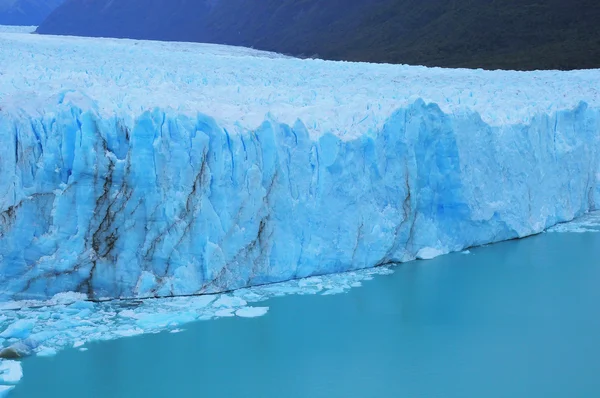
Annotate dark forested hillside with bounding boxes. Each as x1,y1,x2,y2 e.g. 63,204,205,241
37,0,600,70
0,0,63,26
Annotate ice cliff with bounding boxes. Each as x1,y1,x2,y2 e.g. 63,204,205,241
1,29,599,300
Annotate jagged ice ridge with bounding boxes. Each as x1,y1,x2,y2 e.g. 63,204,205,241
0,28,599,301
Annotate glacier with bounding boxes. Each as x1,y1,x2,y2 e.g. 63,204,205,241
1,28,600,301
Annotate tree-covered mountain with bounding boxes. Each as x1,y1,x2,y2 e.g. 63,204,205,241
0,0,63,26
37,0,600,70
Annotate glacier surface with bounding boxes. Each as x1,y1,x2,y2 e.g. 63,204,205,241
0,28,600,301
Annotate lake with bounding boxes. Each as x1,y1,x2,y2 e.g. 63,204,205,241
10,228,600,397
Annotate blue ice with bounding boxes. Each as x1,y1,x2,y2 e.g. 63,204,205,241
0,27,598,301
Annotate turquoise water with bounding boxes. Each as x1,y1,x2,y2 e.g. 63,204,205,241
11,231,600,397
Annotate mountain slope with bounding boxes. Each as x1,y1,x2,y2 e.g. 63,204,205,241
0,0,63,26
37,0,600,70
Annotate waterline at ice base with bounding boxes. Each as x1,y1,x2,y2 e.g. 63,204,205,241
2,213,600,396
0,28,599,302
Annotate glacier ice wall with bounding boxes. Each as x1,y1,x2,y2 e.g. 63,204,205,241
1,98,598,300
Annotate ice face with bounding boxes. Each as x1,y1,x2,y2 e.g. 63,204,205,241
1,99,597,301
0,29,599,301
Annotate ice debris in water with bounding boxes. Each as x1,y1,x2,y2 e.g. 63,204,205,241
235,307,269,318
0,360,22,395
0,385,14,397
0,320,36,339
0,266,393,390
0,360,22,383
546,211,600,233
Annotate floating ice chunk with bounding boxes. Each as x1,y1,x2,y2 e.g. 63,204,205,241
187,296,216,309
28,331,58,345
0,320,36,339
215,309,235,318
169,329,184,334
258,285,305,296
322,287,347,296
235,307,269,318
36,346,58,357
73,341,85,348
416,247,447,260
462,250,471,254
0,385,15,397
372,268,394,276
118,310,139,319
79,348,88,352
300,277,323,286
135,312,198,329
213,296,247,308
113,329,144,338
233,290,266,302
0,360,23,383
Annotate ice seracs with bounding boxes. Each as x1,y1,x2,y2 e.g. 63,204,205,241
0,27,599,301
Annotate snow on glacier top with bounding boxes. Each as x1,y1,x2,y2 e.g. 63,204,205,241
0,28,599,138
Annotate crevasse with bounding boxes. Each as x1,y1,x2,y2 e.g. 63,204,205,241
1,98,598,301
